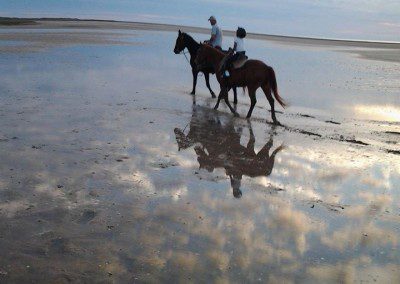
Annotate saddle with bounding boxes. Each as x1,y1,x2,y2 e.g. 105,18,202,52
219,53,248,74
232,54,248,69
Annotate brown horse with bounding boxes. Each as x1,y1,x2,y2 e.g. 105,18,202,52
195,44,287,124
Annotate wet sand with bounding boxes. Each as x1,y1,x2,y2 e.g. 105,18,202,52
0,21,399,283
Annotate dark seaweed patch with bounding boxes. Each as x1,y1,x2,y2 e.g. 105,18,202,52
386,149,400,155
344,139,369,146
385,131,400,135
325,120,341,125
299,114,315,118
299,130,322,137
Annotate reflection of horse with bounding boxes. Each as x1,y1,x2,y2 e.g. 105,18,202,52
174,30,238,103
195,44,287,124
174,105,284,198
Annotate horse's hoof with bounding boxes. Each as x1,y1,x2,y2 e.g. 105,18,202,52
211,94,216,98
273,120,282,126
234,112,240,117
214,106,218,110
190,91,195,95
234,101,238,105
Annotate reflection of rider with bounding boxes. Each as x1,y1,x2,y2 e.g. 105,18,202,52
230,174,242,198
205,16,223,50
174,105,283,198
222,27,246,78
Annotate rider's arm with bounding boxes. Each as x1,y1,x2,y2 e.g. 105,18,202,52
209,34,216,43
209,25,217,44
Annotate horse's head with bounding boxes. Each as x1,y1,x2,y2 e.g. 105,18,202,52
174,30,185,54
195,44,212,70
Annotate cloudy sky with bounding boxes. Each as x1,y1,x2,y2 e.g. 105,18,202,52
2,0,400,41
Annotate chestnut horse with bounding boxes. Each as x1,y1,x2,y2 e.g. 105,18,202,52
195,44,286,124
174,30,238,103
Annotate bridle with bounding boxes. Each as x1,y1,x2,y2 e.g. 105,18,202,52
175,34,203,75
181,50,190,64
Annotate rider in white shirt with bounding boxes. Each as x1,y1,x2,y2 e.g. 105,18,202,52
206,16,223,50
234,36,245,53
223,27,247,77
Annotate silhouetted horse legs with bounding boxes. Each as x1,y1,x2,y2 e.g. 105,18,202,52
190,69,198,95
246,99,256,118
242,85,281,125
214,84,280,124
233,88,238,104
246,120,255,150
214,91,222,109
246,87,257,119
261,84,279,124
191,64,236,101
214,88,239,117
191,68,216,98
204,73,216,98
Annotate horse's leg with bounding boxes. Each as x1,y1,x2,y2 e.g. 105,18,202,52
223,89,239,117
204,72,215,98
246,87,257,119
214,89,224,110
262,85,279,124
226,86,238,111
246,122,255,153
233,87,238,105
191,68,198,95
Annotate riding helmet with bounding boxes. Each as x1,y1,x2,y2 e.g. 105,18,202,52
236,27,246,38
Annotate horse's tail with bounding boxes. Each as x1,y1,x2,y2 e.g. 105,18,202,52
267,66,287,108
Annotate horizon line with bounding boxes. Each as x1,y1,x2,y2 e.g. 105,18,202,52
1,16,400,46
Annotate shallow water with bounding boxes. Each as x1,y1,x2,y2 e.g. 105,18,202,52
0,28,399,283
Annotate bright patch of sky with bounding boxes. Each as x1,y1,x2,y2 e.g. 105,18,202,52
1,0,400,41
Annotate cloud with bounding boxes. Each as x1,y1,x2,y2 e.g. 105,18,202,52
380,21,400,28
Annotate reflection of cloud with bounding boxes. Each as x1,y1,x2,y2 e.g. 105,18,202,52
307,262,400,283
354,104,400,122
266,203,318,255
0,200,30,217
307,262,356,283
321,224,397,252
168,251,198,272
357,192,392,207
380,22,400,28
206,250,230,271
1,28,400,282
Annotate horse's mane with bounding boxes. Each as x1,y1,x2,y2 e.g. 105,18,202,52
182,33,224,56
183,33,198,46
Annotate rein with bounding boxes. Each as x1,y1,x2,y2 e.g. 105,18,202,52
181,50,190,64
179,49,204,77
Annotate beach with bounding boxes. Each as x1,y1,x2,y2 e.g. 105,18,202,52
0,20,399,283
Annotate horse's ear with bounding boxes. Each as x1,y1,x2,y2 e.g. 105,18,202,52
178,29,181,35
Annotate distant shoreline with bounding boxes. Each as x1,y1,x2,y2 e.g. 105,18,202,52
1,17,400,49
